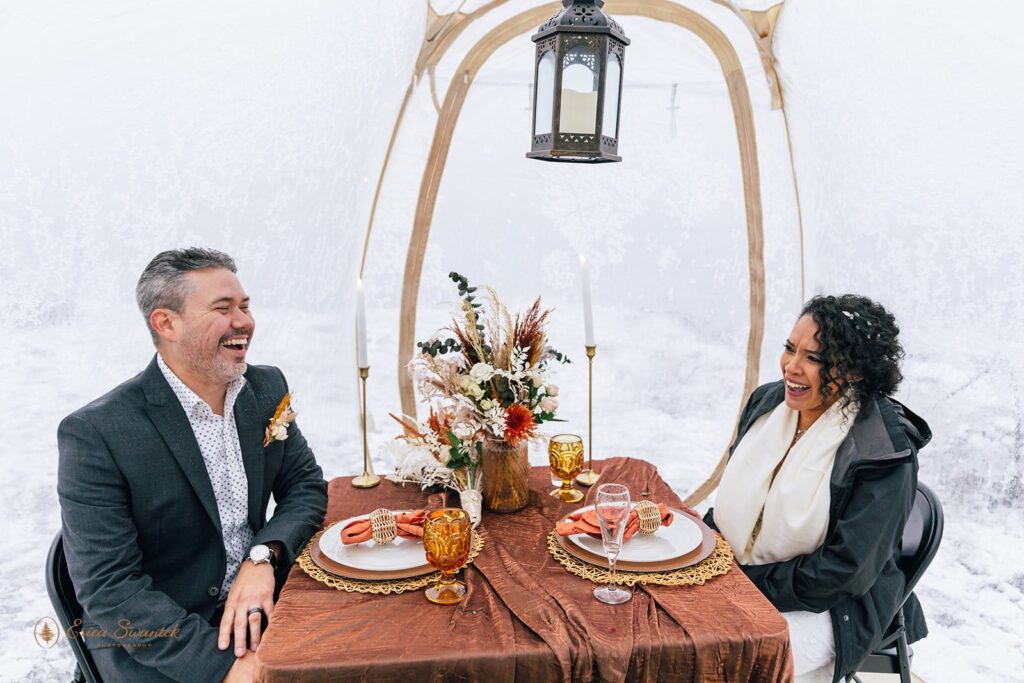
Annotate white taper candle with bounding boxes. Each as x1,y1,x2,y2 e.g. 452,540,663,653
580,254,595,346
356,278,369,368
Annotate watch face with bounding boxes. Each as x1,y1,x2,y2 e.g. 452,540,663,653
250,545,271,562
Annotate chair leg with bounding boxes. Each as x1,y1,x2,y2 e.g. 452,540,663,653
894,609,912,683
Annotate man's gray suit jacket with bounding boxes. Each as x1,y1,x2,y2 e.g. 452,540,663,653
57,356,328,682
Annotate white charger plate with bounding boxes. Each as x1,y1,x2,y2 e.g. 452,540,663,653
318,513,428,572
566,505,703,563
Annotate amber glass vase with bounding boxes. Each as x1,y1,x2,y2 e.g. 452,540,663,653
423,508,472,605
480,438,530,513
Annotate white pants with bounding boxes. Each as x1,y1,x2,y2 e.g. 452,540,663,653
784,610,836,682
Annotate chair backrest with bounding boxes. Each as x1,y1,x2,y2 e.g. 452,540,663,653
897,482,944,599
45,531,103,683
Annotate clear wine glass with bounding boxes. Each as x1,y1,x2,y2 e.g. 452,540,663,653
593,483,632,604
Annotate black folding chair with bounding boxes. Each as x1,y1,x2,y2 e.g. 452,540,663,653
45,532,103,683
851,482,944,683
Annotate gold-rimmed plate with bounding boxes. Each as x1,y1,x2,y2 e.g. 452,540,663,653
311,514,433,581
556,508,717,573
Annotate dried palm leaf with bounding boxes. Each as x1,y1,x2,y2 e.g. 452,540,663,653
514,298,550,367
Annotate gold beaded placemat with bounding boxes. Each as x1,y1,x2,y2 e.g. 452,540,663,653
547,531,732,587
299,529,486,594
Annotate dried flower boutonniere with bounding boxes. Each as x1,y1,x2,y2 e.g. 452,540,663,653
264,392,297,446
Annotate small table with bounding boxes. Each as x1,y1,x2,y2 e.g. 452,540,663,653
256,457,793,682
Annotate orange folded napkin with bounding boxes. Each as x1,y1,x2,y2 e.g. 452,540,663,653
340,509,427,545
555,503,673,542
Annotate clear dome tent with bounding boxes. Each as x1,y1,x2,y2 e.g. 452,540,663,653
1,1,1022,679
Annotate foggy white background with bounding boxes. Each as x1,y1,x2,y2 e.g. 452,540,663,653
2,1,1022,680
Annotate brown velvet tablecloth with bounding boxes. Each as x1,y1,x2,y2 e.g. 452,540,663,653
256,457,793,682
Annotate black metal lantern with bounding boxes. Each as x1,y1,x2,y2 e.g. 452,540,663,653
527,0,629,163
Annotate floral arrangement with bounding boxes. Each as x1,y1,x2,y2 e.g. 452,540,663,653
385,272,569,520
386,405,482,493
409,272,568,443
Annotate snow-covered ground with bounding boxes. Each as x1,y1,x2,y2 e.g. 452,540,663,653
3,305,1022,682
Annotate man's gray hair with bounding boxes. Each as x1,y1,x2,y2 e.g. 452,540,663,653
136,248,237,344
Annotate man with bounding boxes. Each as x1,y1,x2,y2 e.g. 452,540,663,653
57,248,328,682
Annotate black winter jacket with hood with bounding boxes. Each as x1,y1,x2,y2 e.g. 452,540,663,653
705,381,931,683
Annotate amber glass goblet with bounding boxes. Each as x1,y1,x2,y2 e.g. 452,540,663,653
423,508,472,605
548,434,585,503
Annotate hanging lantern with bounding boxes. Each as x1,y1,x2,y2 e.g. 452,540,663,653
527,0,629,163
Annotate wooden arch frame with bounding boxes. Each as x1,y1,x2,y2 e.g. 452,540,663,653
380,0,769,504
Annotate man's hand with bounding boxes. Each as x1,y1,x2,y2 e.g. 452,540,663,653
218,560,275,657
222,650,257,683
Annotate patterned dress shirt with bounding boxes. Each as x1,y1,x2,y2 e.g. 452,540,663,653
157,354,254,594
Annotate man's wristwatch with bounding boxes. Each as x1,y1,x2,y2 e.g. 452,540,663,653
248,544,278,570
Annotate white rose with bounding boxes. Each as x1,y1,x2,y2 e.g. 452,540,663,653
480,398,494,411
271,424,289,441
469,362,495,382
453,423,474,440
545,384,559,397
540,396,558,413
465,382,485,400
529,372,545,387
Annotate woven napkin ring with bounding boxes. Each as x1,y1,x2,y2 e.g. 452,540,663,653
634,500,662,535
369,508,398,545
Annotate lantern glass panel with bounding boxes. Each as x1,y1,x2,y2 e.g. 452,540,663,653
559,45,598,134
602,52,621,139
534,50,555,136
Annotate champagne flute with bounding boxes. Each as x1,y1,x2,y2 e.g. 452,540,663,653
593,483,632,604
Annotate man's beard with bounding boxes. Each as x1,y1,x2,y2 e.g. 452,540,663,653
181,327,249,384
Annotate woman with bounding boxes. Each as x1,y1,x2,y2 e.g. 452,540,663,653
705,295,931,683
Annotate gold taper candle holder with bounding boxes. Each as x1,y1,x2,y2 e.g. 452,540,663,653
575,345,599,487
352,366,380,488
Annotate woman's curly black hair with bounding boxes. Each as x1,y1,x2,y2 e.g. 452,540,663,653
800,294,904,414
